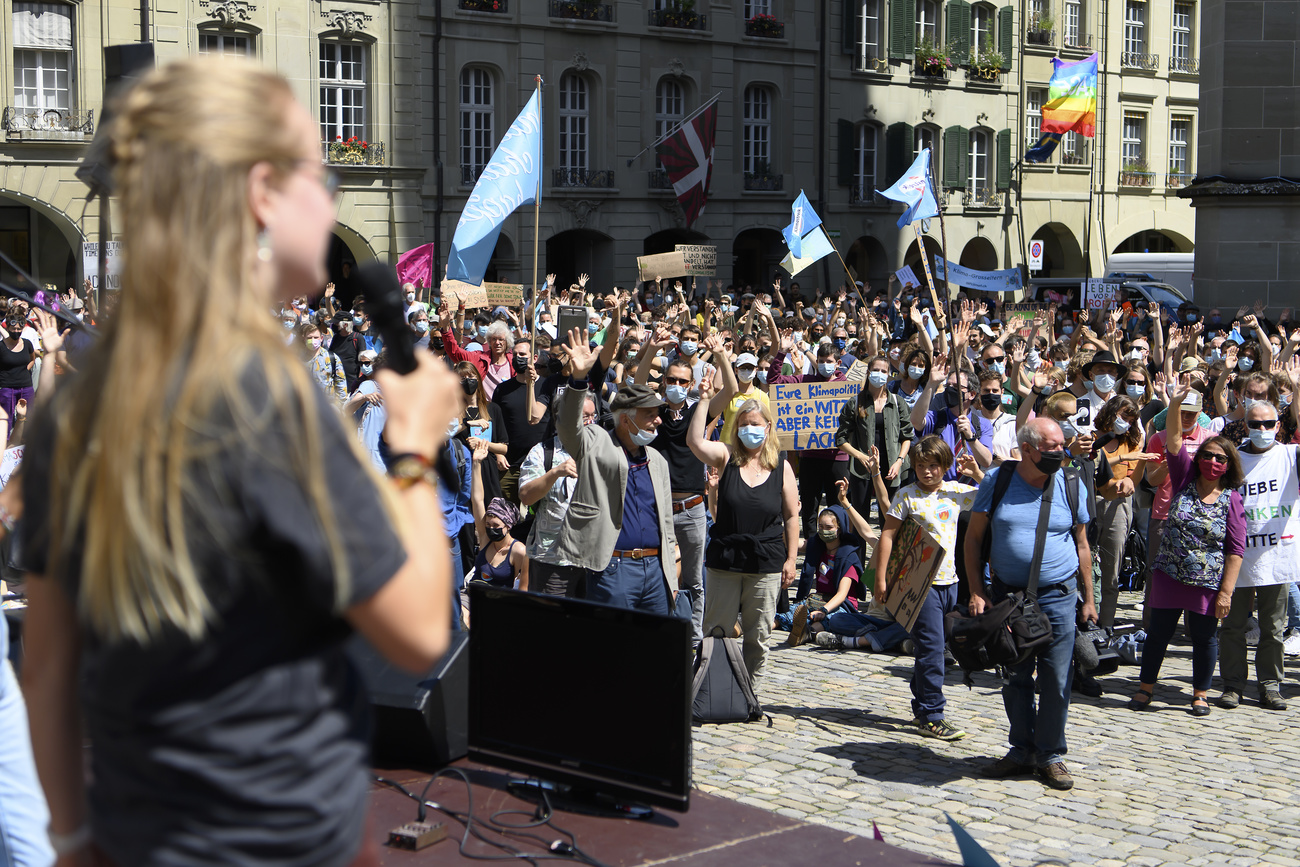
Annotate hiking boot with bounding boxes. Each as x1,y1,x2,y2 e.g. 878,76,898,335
1217,688,1242,709
814,631,845,650
918,719,966,741
1259,688,1288,711
787,605,809,646
1038,762,1074,791
980,753,1033,778
1073,673,1104,698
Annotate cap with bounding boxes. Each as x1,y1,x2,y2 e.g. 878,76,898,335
609,384,665,412
977,323,996,337
1178,355,1204,372
734,352,759,368
1180,389,1203,411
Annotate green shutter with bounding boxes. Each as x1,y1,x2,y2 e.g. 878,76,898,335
943,125,968,188
946,2,965,60
996,128,1012,189
837,119,855,186
889,0,916,59
885,122,914,185
999,6,1014,68
843,0,854,52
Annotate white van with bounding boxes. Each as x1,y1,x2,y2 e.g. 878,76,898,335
1105,253,1194,299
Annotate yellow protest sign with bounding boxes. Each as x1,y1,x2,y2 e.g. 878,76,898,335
771,379,862,451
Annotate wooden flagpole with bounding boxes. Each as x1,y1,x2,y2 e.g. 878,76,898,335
530,74,542,357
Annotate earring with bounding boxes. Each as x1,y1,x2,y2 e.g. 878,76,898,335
256,228,273,263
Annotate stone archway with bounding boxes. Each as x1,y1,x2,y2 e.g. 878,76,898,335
1030,222,1086,277
1112,229,1193,255
0,192,83,290
733,227,784,291
959,236,999,271
546,228,614,292
845,235,890,292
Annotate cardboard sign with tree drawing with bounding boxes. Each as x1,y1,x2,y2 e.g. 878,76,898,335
882,517,945,633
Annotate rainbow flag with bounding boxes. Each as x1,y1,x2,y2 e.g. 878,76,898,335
1041,52,1098,138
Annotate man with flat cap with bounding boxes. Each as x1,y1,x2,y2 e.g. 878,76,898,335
551,329,680,615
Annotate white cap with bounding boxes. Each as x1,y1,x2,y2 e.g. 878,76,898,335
734,352,759,367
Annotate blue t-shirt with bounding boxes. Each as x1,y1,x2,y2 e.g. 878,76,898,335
615,451,661,550
971,466,1091,587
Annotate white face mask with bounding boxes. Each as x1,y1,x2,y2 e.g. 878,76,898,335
868,370,890,387
405,292,416,303
1239,357,1255,372
908,365,926,380
818,361,837,377
665,383,689,404
737,368,757,383
1113,418,1131,435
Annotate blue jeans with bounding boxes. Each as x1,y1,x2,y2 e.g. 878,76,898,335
995,578,1078,768
673,503,708,643
910,583,958,723
822,607,910,651
587,555,670,616
0,614,55,867
1287,582,1300,632
449,533,464,631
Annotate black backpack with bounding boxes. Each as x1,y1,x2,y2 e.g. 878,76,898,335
691,628,763,723
1118,525,1148,591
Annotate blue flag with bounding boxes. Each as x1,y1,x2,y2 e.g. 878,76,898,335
878,148,940,228
779,226,835,276
447,90,542,286
1024,131,1062,163
782,190,823,259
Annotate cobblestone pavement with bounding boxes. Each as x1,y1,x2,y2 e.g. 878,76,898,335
691,594,1300,867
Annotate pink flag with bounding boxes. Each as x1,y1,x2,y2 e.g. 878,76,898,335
395,243,435,289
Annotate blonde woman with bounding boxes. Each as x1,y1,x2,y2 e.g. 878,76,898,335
688,382,799,689
19,59,460,867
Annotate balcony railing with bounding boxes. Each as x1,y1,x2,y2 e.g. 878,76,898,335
744,16,784,38
549,0,613,21
461,164,486,185
1062,32,1092,50
1061,144,1090,166
1167,171,1195,188
322,140,385,166
648,168,673,189
1169,56,1199,74
1025,28,1054,46
553,168,616,188
962,188,1001,208
2,107,94,139
967,65,1003,83
1121,52,1159,71
743,172,784,191
459,0,507,11
849,187,886,206
1119,169,1156,187
648,8,706,30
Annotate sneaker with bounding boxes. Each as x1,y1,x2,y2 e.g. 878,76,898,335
900,638,916,655
1038,762,1074,791
787,605,809,647
980,753,1033,778
1259,688,1288,711
814,631,845,650
1218,688,1242,709
1284,632,1300,657
917,719,967,741
1245,616,1261,647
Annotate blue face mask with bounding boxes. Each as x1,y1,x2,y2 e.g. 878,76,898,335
353,315,364,327
478,326,488,339
679,340,699,357
360,363,374,376
1059,419,1078,439
588,322,600,335
738,425,767,448
868,370,890,388
665,383,689,404
834,338,847,351
1249,427,1277,449
626,416,656,446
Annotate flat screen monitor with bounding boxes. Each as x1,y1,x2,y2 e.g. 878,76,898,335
467,584,692,813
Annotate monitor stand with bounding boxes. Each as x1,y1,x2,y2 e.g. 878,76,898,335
506,778,655,822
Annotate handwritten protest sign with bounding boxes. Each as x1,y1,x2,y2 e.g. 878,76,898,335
1084,279,1120,311
772,379,862,451
883,517,944,633
1004,303,1052,342
675,245,717,277
0,445,23,491
485,283,524,307
440,280,524,309
636,251,687,283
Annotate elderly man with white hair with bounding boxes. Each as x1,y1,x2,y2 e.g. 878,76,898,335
964,417,1095,791
1218,399,1300,712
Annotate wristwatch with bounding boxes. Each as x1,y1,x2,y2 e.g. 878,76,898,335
387,453,436,490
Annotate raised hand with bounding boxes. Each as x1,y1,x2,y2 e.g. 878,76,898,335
1287,354,1300,389
324,282,335,298
546,273,557,288
1011,344,1026,365
1223,343,1238,369
929,353,949,385
578,273,590,288
953,319,971,347
909,305,925,327
564,328,597,376
34,309,63,354
702,332,727,357
956,451,982,480
835,478,851,506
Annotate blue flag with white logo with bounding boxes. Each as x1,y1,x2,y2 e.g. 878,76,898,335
447,90,542,286
782,190,823,259
878,148,940,228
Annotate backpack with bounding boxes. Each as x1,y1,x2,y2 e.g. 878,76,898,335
1117,525,1148,591
691,628,763,723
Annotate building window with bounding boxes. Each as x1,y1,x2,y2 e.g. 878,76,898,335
855,0,881,65
1026,87,1045,148
1122,112,1145,166
1171,3,1192,62
1061,130,1088,164
1123,0,1145,55
854,124,877,200
744,0,770,16
199,32,252,55
968,129,990,196
915,125,937,166
916,0,940,44
654,78,683,172
557,73,587,172
742,85,771,174
971,3,993,55
319,41,366,143
459,67,493,181
12,2,73,113
1064,0,1083,46
1169,116,1191,176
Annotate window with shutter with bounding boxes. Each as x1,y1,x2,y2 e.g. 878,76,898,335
890,0,917,59
996,128,1012,189
885,121,914,185
998,6,1014,67
837,119,855,186
943,125,967,188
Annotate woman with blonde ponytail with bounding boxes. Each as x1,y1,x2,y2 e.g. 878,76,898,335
20,58,460,867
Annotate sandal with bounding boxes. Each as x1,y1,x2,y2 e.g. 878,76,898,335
1190,696,1211,717
1126,686,1155,711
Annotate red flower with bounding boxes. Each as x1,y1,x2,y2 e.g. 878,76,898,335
336,135,342,140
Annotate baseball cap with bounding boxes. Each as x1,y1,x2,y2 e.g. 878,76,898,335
1180,390,1203,411
734,352,759,368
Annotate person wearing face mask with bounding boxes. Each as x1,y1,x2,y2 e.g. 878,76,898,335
689,382,799,692
669,324,711,396
781,501,866,646
1080,351,1121,428
1144,388,1214,595
0,312,38,424
838,354,913,524
297,321,346,405
437,299,515,400
1218,371,1299,449
965,418,1096,790
911,354,992,481
492,339,548,506
328,312,366,393
1217,400,1300,712
1093,396,1160,627
548,334,680,616
719,352,770,444
446,360,507,504
407,308,431,350
402,282,427,320
468,484,529,593
350,303,379,353
891,348,931,410
973,371,1018,467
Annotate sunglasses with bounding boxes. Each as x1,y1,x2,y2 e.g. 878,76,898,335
1200,453,1229,465
1247,419,1278,430
1125,380,1146,387
986,355,1006,363
663,376,691,386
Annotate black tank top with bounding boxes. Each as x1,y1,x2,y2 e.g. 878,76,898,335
0,337,33,389
706,453,786,573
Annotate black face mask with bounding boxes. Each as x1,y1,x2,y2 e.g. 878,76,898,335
547,356,564,375
944,386,962,407
512,356,529,374
1033,449,1067,475
461,378,479,396
430,336,444,350
979,393,1002,411
486,526,507,542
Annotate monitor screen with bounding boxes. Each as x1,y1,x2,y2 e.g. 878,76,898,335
467,585,692,812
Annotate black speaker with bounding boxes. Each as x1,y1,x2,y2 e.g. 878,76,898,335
77,43,156,196
347,631,469,768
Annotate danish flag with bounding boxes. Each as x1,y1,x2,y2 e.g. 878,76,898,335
655,104,717,227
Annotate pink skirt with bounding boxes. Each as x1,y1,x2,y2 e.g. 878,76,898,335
1148,568,1217,617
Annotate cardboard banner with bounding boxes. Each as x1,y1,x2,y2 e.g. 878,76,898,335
844,359,869,384
0,445,22,491
883,517,945,633
771,379,863,451
1004,302,1053,342
440,280,523,309
484,283,524,307
1084,278,1120,310
637,251,688,283
675,244,717,277
82,241,123,293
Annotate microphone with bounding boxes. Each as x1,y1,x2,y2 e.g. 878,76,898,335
357,260,459,493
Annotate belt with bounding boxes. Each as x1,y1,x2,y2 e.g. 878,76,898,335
672,495,704,513
610,547,660,560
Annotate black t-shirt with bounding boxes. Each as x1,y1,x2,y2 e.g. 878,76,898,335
652,400,707,495
492,376,548,466
329,331,366,387
20,362,406,867
0,336,35,389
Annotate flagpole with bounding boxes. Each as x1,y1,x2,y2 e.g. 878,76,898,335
625,93,722,167
530,75,542,357
829,242,868,309
929,152,951,304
